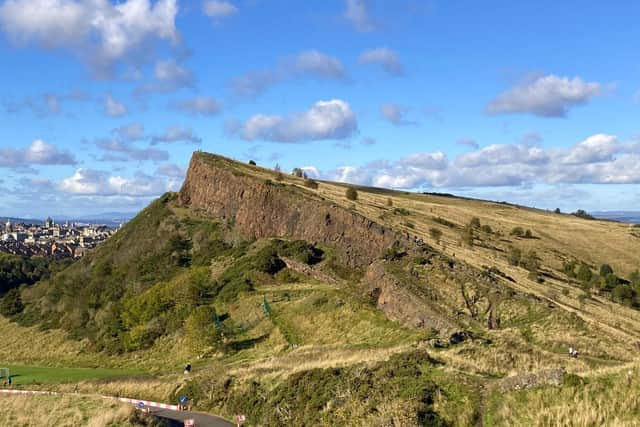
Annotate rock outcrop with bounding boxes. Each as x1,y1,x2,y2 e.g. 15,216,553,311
178,153,409,268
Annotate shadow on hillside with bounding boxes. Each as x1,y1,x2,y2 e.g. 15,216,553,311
228,334,269,351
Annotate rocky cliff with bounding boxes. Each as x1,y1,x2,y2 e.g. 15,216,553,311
178,153,409,268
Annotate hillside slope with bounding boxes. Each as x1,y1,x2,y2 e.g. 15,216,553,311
2,151,640,426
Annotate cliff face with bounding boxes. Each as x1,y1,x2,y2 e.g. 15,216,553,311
178,154,406,268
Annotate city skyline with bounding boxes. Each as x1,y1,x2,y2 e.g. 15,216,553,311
1,0,640,217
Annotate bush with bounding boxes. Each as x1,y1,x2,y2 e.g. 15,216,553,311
563,260,577,278
520,250,540,272
612,285,636,307
253,247,286,275
345,187,358,201
599,264,614,277
469,217,481,229
572,209,594,220
524,229,533,238
480,224,493,234
249,160,257,166
429,228,442,244
384,245,406,261
577,264,593,283
433,216,455,228
185,305,222,352
510,227,525,237
303,178,319,189
393,208,411,216
0,288,24,317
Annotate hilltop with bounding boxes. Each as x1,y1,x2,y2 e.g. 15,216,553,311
1,151,639,426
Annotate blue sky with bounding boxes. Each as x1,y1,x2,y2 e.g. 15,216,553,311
0,0,639,218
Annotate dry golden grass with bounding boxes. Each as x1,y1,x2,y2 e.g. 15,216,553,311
0,394,131,427
488,364,640,426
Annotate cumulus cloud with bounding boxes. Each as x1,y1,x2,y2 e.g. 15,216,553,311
104,95,128,117
151,126,202,144
230,50,347,98
343,0,374,32
0,139,76,168
486,74,602,117
171,96,221,116
95,138,169,162
310,133,640,190
359,47,404,76
112,123,146,141
381,103,413,126
137,59,196,94
0,0,180,78
59,168,171,196
203,0,237,18
227,99,357,143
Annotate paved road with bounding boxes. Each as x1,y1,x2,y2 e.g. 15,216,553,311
147,407,236,427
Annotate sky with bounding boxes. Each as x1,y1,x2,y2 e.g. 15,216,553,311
0,0,639,218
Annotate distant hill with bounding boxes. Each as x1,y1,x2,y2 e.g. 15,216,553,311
592,211,640,224
2,151,640,426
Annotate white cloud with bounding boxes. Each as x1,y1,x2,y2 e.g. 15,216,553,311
230,50,347,98
359,47,404,76
0,0,179,77
381,103,413,126
228,99,358,143
95,138,169,162
562,134,620,164
138,59,195,94
112,123,146,141
486,74,602,117
59,168,170,196
104,95,128,117
0,139,76,168
156,162,186,178
172,96,221,116
151,126,202,144
203,0,237,18
343,0,374,32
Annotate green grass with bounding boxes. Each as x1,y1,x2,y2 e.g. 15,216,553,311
4,365,142,386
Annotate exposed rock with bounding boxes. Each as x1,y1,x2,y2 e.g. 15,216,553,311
281,257,338,285
497,368,566,392
363,260,456,333
178,153,411,268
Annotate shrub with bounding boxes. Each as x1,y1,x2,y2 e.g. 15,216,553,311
612,285,635,307
577,264,593,283
185,305,222,352
520,250,540,272
384,245,406,261
510,227,525,237
554,208,561,214
524,229,533,238
599,264,614,277
254,247,286,275
345,187,358,201
249,160,257,166
630,270,640,289
563,260,577,278
433,216,455,228
480,224,493,234
572,209,594,220
386,198,393,207
508,247,522,266
469,217,481,229
429,228,442,244
393,208,410,216
303,178,319,189
0,288,24,317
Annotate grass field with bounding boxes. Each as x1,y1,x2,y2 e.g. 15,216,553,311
2,365,142,386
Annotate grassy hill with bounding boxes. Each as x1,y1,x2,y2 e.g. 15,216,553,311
1,151,639,426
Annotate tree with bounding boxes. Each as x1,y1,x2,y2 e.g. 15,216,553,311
429,228,442,245
599,264,614,277
249,160,257,166
577,264,593,283
554,208,561,214
184,305,223,352
0,288,24,317
346,187,358,201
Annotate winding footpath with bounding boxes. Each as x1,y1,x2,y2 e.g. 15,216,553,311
0,389,235,427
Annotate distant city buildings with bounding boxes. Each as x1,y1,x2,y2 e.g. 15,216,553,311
0,217,118,258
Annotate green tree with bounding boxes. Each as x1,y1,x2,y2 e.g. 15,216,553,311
599,264,614,277
612,285,635,307
577,264,593,283
184,305,223,352
345,187,358,201
0,288,24,317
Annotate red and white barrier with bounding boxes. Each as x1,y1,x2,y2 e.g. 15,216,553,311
0,389,179,411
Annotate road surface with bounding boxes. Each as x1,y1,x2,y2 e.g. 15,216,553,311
148,407,236,427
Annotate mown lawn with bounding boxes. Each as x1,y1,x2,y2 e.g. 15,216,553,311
2,365,142,386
